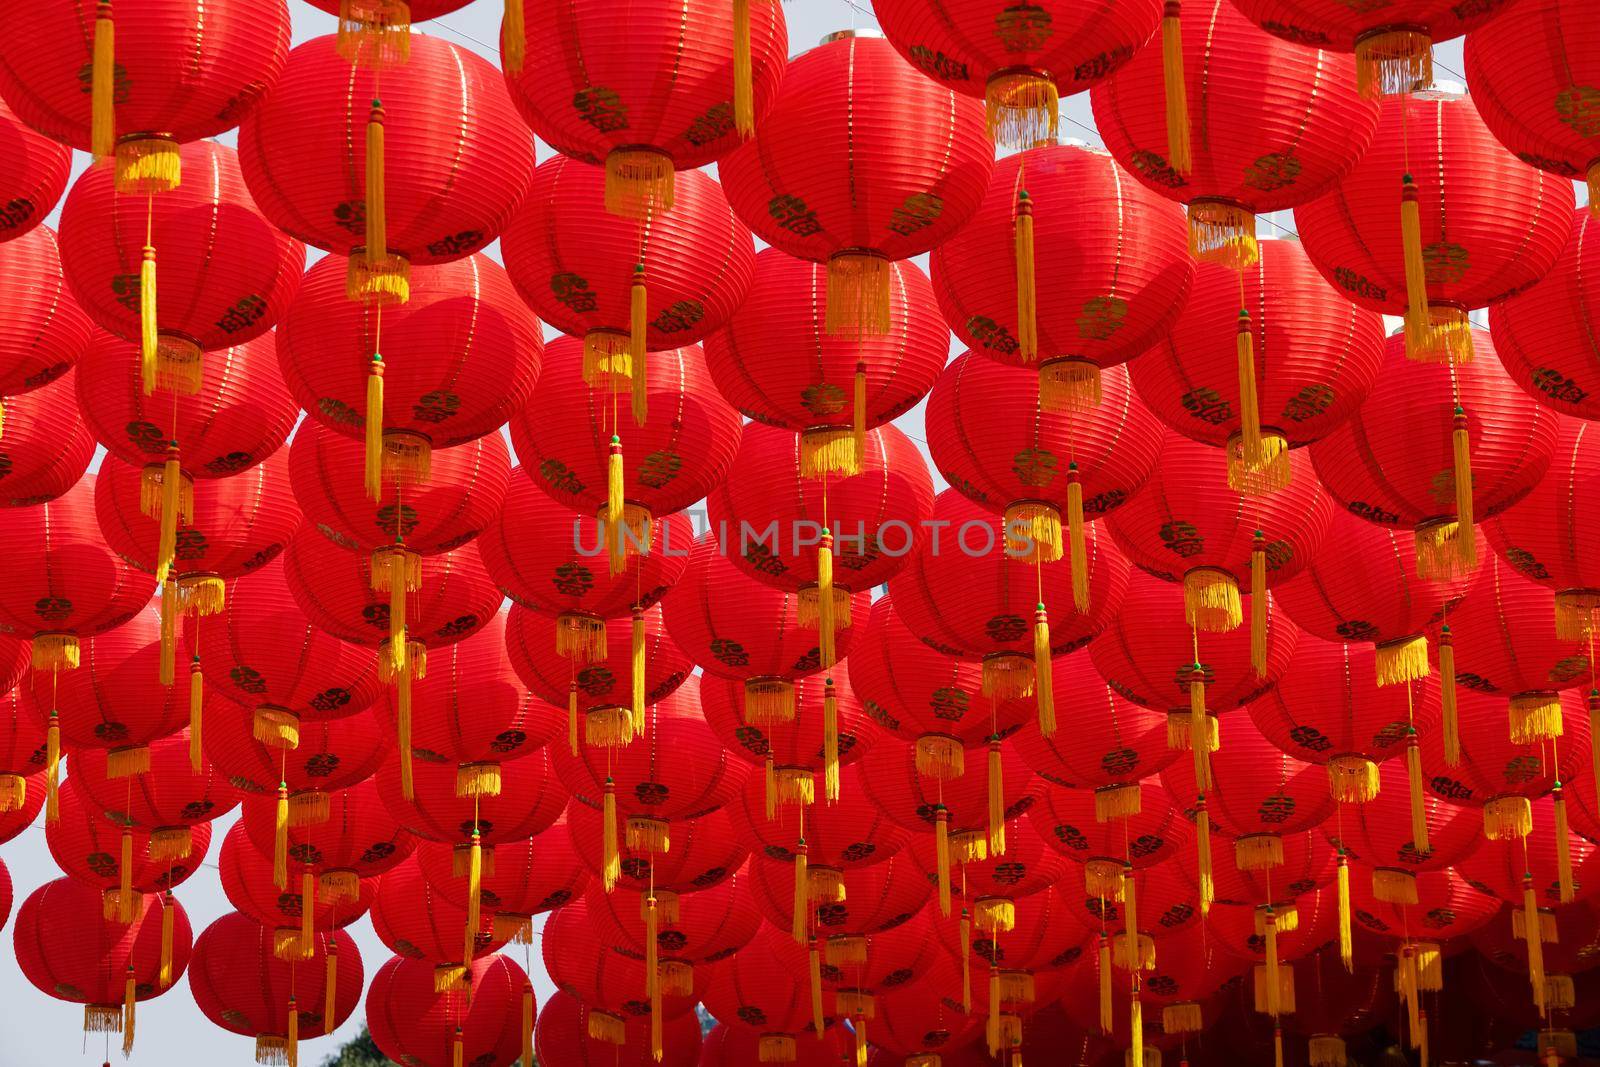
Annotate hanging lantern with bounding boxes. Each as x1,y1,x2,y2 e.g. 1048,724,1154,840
0,224,92,401
1346,866,1500,944
1178,828,1336,910
1310,328,1560,580
71,730,241,863
720,31,994,339
0,659,46,816
700,922,839,1058
868,968,987,1063
1491,208,1600,422
0,368,96,506
536,988,704,1067
298,0,471,69
1200,885,1345,968
930,142,1191,411
566,804,750,899
0,96,70,241
238,33,534,305
48,778,211,914
367,953,529,1067
705,248,947,477
375,742,567,851
906,803,1070,916
1091,0,1379,266
731,763,913,889
218,824,374,940
371,855,509,978
415,816,591,940
1296,88,1573,364
746,849,931,948
1029,778,1190,901
1456,794,1600,911
587,868,763,983
239,777,418,889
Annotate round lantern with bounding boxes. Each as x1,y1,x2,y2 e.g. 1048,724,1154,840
218,823,372,941
1277,951,1392,1060
240,777,417,889
1128,238,1386,490
890,489,1131,724
1294,87,1573,363
1347,866,1500,946
567,803,750,897
700,1023,854,1067
745,852,931,959
1105,430,1333,658
415,818,590,943
926,352,1165,593
0,368,95,506
1490,209,1600,423
1204,885,1345,972
505,0,787,216
537,988,702,1067
367,954,531,1067
13,876,190,1049
203,698,390,809
277,251,542,494
298,1,473,68
817,911,946,1039
58,139,305,394
509,336,740,574
875,0,1160,149
719,32,994,339
0,664,46,809
907,808,1070,919
1091,0,1379,266
371,856,507,977
704,247,947,476
0,96,70,240
1177,827,1335,911
0,473,156,671
1273,507,1474,686
848,595,1036,780
0,225,92,396
1475,898,1600,984
49,777,210,914
502,155,752,417
375,742,568,851
929,141,1191,410
0,0,289,168
0,762,44,844
1456,795,1600,912
732,762,914,891
699,922,840,1060
72,729,240,862
868,968,986,1063
1028,777,1191,899
587,869,763,980
238,33,534,303
1309,327,1560,580
191,911,361,1064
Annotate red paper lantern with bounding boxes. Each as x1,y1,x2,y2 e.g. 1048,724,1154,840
0,0,289,158
538,988,702,1067
1127,238,1386,490
202,700,390,803
1346,866,1500,943
1325,756,1482,886
1474,898,1600,980
702,663,881,782
1310,327,1560,578
0,96,70,241
1028,777,1191,894
732,762,914,875
704,248,947,458
367,953,531,1067
1110,922,1245,1017
719,32,994,339
238,34,533,269
0,368,95,506
875,0,1160,149
746,851,931,945
1490,209,1600,423
0,474,156,669
926,353,1165,577
240,778,417,885
1295,88,1573,362
502,156,753,381
544,897,702,1022
1177,827,1335,909
277,251,543,467
699,923,838,1055
49,777,210,900
588,869,763,975
1454,796,1600,908
935,883,1092,985
1092,0,1378,257
72,730,240,860
908,811,1071,905
567,803,750,897
816,910,946,1013
1277,951,1392,1043
505,601,691,721
699,1023,854,1067
376,742,568,850
0,767,44,844
58,140,305,380
191,911,362,1060
13,877,191,1041
859,736,1040,843
866,969,986,1062
218,824,372,936
0,225,92,396
415,818,590,939
929,142,1191,410
1204,885,1342,964
0,668,47,804
372,854,507,970
505,0,788,212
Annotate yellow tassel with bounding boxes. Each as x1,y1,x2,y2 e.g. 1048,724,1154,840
568,682,579,757
365,355,385,501
502,0,525,74
1309,1036,1346,1067
1526,880,1548,1012
732,0,753,136
1485,795,1534,840
1400,174,1430,332
1131,997,1144,1067
1548,976,1577,1012
1188,200,1258,270
1356,29,1433,98
631,265,648,426
1122,864,1140,950
1237,309,1262,468
1328,755,1381,804
1405,305,1475,363
1375,634,1430,686
0,774,23,813
300,871,315,958
274,783,289,889
398,663,414,803
1406,731,1430,854
1189,670,1211,792
1095,784,1142,823
516,990,534,1067
1510,693,1564,745
1006,502,1062,564
1195,800,1214,915
985,70,1059,151
1373,868,1419,904
1099,937,1113,1033
817,533,837,669
45,711,60,825
935,806,952,917
1015,190,1037,363
628,607,647,737
116,828,136,923
155,446,182,587
106,743,151,780
852,363,867,472
825,250,892,337
647,896,662,1061
605,147,676,221
1067,468,1089,613
823,677,840,803
792,841,809,941
1417,1012,1429,1067
157,898,173,988
914,735,965,780
1039,358,1103,413
366,101,387,271
91,0,115,160
757,1035,796,1062
959,908,973,1013
774,769,815,808
602,778,619,892
385,553,410,680
187,656,204,772
1185,568,1242,633
123,970,136,1056
1264,918,1282,1017
1555,591,1600,641
1250,533,1267,678
1161,1,1191,175
1555,786,1576,904
987,739,1005,856
809,942,825,1038
764,755,777,821
1033,605,1056,736
140,245,158,395
461,831,482,963
1235,834,1284,871
853,1018,867,1067
324,945,339,1036
988,968,1002,1057
454,762,501,799
1440,629,1460,765
1451,409,1476,571
607,437,626,574
1337,851,1353,971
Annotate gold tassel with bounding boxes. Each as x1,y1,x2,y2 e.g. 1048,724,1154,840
116,828,136,923
300,871,315,957
818,533,837,669
935,806,952,916
647,895,662,1061
366,101,387,271
1406,730,1430,854
1034,605,1056,736
1131,997,1144,1067
155,445,182,587
765,755,776,821
1400,173,1430,336
1373,868,1419,904
1237,309,1262,468
46,711,60,824
1555,786,1576,904
960,908,973,1013
1189,669,1211,792
521,990,535,1067
91,0,114,160
189,656,203,773
809,942,825,1038
1440,628,1460,765
605,148,676,220
455,762,501,799
853,363,867,472
1185,568,1242,633
1485,795,1534,840
988,739,1005,856
1451,409,1476,571
603,778,619,892
825,250,892,337
140,244,158,395
985,70,1059,151
631,265,648,426
365,355,385,501
157,581,178,690
1095,784,1142,822
1418,1012,1429,1067
254,707,301,751
380,549,410,679
1337,851,1354,971
792,840,809,941
630,607,647,737
1235,834,1284,871
568,682,578,757
1356,29,1432,98
1161,1,1191,175
502,0,525,74
1508,692,1563,745
1122,865,1140,960
757,1035,796,1062
1309,1036,1346,1067
1099,937,1113,1034
823,676,840,803
1015,189,1037,363
123,969,136,1055
608,436,626,575
0,774,23,813
1375,634,1430,686
1188,201,1258,270
1328,755,1380,804
447,1026,461,1067
732,0,753,136
1250,532,1267,677
1526,879,1548,1012
1164,1003,1203,1034
462,830,482,964
1264,916,1282,1017
1195,798,1214,914
1007,502,1062,564
274,783,289,889
1067,467,1089,613
915,735,965,780
398,662,414,802
157,896,173,988
988,968,1002,1057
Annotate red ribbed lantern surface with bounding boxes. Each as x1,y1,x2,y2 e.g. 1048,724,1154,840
566,803,750,896
371,855,507,968
702,665,879,777
1204,886,1342,964
698,923,834,1050
1326,757,1482,879
218,824,372,934
203,703,389,802
0,225,91,395
733,763,913,873
1347,866,1501,943
719,33,994,339
1027,775,1189,878
0,675,47,805
859,736,1039,840
1490,208,1600,421
588,871,763,971
544,898,702,1030
376,743,567,850
0,97,70,241
537,988,702,1067
0,369,95,506
366,954,529,1067
240,778,417,883
49,778,210,896
874,0,1161,148
238,34,533,267
1177,827,1334,909
72,730,240,853
506,601,690,715
415,820,590,933
929,142,1191,410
